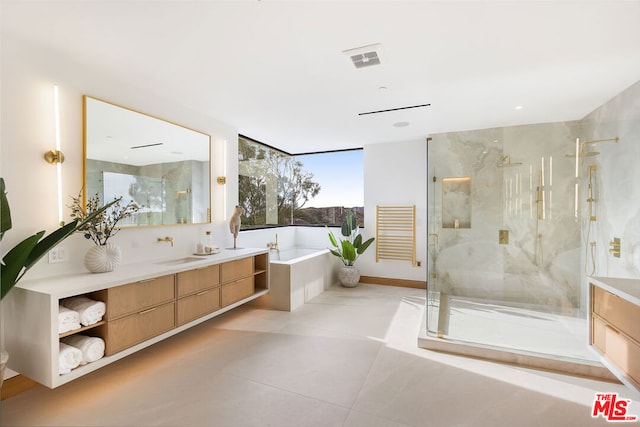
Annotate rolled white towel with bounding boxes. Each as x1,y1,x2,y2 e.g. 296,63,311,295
62,296,106,326
59,342,82,375
58,305,81,334
62,335,105,365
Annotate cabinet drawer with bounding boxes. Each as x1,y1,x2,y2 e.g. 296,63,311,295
177,288,220,326
592,315,606,353
177,265,220,298
221,276,254,307
592,285,640,342
105,302,175,355
604,323,640,388
106,275,175,320
221,257,253,283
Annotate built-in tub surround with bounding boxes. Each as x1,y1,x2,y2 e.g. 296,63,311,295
252,248,333,311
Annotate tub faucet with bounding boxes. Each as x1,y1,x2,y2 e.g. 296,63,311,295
158,236,174,247
267,233,279,251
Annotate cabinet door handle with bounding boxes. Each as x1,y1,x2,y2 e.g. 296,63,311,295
139,307,157,315
196,290,210,296
606,324,620,335
139,278,156,284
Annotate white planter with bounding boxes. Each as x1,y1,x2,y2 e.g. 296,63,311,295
84,243,122,273
339,266,360,287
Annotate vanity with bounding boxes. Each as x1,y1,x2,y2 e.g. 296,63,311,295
3,248,268,388
589,277,640,392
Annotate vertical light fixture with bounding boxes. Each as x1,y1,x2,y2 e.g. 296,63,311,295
53,85,64,224
222,139,228,220
574,138,580,218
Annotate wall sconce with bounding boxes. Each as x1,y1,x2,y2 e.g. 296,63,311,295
44,149,65,165
217,176,226,185
51,85,64,224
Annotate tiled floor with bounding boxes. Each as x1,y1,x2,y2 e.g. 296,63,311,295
1,284,638,426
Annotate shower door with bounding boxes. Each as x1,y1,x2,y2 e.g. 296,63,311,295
426,123,597,361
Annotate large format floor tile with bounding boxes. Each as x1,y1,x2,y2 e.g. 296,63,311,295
1,284,638,426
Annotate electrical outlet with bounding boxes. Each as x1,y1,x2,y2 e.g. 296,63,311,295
48,247,67,263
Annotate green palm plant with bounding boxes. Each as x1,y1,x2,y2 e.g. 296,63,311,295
326,209,375,266
1,178,115,300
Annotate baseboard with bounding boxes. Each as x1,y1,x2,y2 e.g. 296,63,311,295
360,276,426,289
1,375,38,400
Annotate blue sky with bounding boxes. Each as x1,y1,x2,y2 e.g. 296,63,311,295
295,150,363,208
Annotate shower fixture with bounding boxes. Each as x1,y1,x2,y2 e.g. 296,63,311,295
497,155,523,168
565,137,619,157
587,165,597,221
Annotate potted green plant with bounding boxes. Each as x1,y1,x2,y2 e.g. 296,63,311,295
326,209,375,287
0,178,114,387
69,191,140,273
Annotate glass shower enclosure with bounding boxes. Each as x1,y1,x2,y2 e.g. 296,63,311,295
426,122,598,362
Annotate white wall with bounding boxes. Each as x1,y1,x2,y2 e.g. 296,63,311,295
361,140,428,282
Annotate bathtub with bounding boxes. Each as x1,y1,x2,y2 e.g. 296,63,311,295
252,248,334,311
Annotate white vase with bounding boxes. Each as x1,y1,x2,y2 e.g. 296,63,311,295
339,266,360,288
84,243,122,273
1,350,8,390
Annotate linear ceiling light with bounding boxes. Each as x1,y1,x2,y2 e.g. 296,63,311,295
358,103,431,116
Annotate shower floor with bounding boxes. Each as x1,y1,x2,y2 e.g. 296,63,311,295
432,295,599,362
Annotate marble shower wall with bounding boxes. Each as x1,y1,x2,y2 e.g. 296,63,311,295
579,80,640,284
428,121,582,312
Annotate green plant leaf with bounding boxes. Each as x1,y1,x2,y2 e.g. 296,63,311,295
357,237,375,255
1,231,43,299
353,234,362,248
341,219,351,237
0,177,11,241
327,228,339,248
342,240,356,262
328,248,342,258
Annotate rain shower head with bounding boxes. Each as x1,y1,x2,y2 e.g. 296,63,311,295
497,155,523,168
565,137,618,157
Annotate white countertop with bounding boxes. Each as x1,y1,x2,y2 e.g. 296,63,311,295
590,276,640,307
17,247,268,299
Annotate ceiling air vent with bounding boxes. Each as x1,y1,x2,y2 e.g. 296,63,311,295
343,43,384,69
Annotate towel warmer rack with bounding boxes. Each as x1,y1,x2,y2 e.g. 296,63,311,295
375,205,417,266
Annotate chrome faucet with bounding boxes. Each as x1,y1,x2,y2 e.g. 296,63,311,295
266,233,279,251
157,236,174,247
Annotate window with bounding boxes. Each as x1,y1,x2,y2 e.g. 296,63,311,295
238,136,363,228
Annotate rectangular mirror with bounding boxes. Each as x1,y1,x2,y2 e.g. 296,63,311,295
84,96,211,226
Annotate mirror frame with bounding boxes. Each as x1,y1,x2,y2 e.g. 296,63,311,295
82,95,212,227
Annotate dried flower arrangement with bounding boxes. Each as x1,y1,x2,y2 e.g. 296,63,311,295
69,192,141,246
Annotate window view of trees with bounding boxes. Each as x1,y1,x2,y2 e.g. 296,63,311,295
238,137,363,228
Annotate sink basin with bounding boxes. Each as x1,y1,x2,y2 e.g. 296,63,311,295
155,257,203,266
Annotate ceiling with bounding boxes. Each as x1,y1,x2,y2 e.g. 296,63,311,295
3,1,640,154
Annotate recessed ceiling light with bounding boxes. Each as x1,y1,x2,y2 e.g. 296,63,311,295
393,121,410,128
515,105,523,110
378,86,388,91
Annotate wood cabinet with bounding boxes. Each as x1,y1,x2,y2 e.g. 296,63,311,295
105,302,176,354
4,249,269,388
590,278,640,392
176,264,221,326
